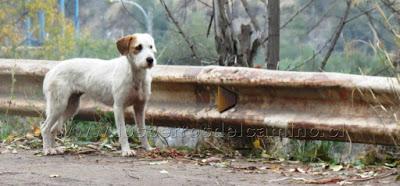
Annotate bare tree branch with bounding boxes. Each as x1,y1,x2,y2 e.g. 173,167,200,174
345,7,375,24
305,1,337,35
206,11,214,37
197,0,212,8
360,6,382,44
240,0,261,31
320,0,352,71
381,0,400,18
159,0,199,59
291,5,377,71
281,0,314,30
262,0,314,45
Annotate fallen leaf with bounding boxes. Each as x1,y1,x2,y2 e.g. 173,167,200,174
86,144,99,150
384,162,397,168
258,166,267,170
99,133,108,142
311,162,328,168
201,157,222,163
356,171,375,178
5,134,16,143
293,177,344,184
18,145,30,150
102,144,114,150
33,151,42,156
261,150,271,159
32,125,41,137
49,174,59,178
160,170,168,174
11,149,17,154
211,162,228,168
252,139,262,150
269,177,290,183
270,164,281,173
146,148,185,159
77,148,96,154
296,167,306,173
25,132,35,140
149,160,168,165
329,164,343,172
338,180,353,185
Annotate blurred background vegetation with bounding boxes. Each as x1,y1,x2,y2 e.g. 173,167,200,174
0,0,398,74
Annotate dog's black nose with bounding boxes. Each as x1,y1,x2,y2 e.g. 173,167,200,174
146,57,154,65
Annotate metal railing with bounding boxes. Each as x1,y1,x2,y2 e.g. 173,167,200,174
1,59,400,145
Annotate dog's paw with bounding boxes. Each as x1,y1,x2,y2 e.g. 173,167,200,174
43,147,65,155
121,150,136,157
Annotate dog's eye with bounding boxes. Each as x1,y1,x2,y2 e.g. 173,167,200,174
135,44,143,51
150,45,153,49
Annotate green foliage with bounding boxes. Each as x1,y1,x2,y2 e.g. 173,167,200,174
0,0,76,60
157,12,217,65
0,115,32,141
287,140,345,163
68,37,118,60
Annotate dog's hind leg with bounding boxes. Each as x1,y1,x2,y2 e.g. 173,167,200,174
41,90,69,155
51,93,81,135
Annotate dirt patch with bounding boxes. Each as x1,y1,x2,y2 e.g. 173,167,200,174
0,149,398,185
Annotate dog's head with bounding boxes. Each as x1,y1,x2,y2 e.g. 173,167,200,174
116,33,157,69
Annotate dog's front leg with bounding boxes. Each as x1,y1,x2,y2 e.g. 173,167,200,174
114,104,136,157
133,101,154,151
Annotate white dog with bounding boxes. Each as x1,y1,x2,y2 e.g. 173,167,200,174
41,33,156,156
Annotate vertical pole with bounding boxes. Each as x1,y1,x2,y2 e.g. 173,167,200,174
266,0,280,70
24,16,32,46
59,0,65,16
59,0,65,36
147,9,153,35
74,0,80,38
38,11,46,43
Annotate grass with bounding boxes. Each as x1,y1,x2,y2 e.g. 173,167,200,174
0,115,35,141
0,114,145,147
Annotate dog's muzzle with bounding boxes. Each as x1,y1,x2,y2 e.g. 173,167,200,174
146,57,154,68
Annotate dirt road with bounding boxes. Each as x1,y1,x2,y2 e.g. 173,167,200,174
0,149,398,185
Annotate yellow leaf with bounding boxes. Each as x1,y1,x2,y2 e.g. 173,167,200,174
32,125,41,137
252,139,262,150
5,134,16,143
100,133,108,142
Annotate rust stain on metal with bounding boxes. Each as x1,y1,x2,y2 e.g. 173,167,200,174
216,86,237,113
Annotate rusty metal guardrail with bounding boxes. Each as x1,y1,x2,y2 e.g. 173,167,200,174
1,59,400,145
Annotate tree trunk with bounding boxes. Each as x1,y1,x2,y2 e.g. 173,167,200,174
213,0,260,67
266,0,280,70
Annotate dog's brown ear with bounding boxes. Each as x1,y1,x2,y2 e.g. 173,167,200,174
116,35,134,55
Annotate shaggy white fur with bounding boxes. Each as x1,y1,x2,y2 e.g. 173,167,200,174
41,33,157,156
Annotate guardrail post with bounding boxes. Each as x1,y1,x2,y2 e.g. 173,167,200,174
59,0,65,36
74,0,80,38
38,11,46,43
59,0,65,15
24,16,32,46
